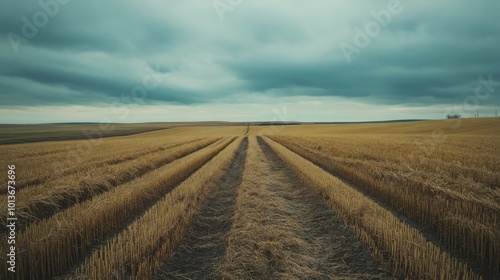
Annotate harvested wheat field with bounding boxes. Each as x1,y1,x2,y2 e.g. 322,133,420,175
0,119,499,280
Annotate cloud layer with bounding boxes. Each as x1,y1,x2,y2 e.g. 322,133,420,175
1,0,499,122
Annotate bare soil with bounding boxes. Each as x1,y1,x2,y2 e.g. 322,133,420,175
157,136,394,279
156,138,248,279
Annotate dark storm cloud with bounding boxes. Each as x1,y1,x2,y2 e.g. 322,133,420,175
220,3,500,104
0,0,499,108
0,1,188,53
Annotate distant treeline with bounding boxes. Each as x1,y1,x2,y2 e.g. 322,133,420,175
310,119,425,125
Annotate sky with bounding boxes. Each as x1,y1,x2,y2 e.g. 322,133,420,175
1,0,499,124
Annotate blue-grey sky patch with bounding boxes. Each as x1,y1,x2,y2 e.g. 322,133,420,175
1,0,499,123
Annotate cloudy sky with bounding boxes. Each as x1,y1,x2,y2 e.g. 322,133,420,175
1,0,499,123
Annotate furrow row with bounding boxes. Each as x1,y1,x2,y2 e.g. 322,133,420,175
0,137,219,232
3,137,206,193
0,137,234,280
263,136,483,280
69,137,243,280
269,135,499,278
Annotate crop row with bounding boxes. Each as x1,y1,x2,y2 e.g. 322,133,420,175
0,137,234,279
269,135,499,277
263,136,483,280
0,138,219,231
70,137,244,279
0,135,188,189
1,137,205,193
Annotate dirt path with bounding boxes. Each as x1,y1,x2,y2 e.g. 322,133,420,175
156,136,392,279
156,138,248,280
221,137,393,279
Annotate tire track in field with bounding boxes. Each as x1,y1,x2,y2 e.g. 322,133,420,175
10,138,236,280
156,137,248,280
221,136,393,279
267,136,493,279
